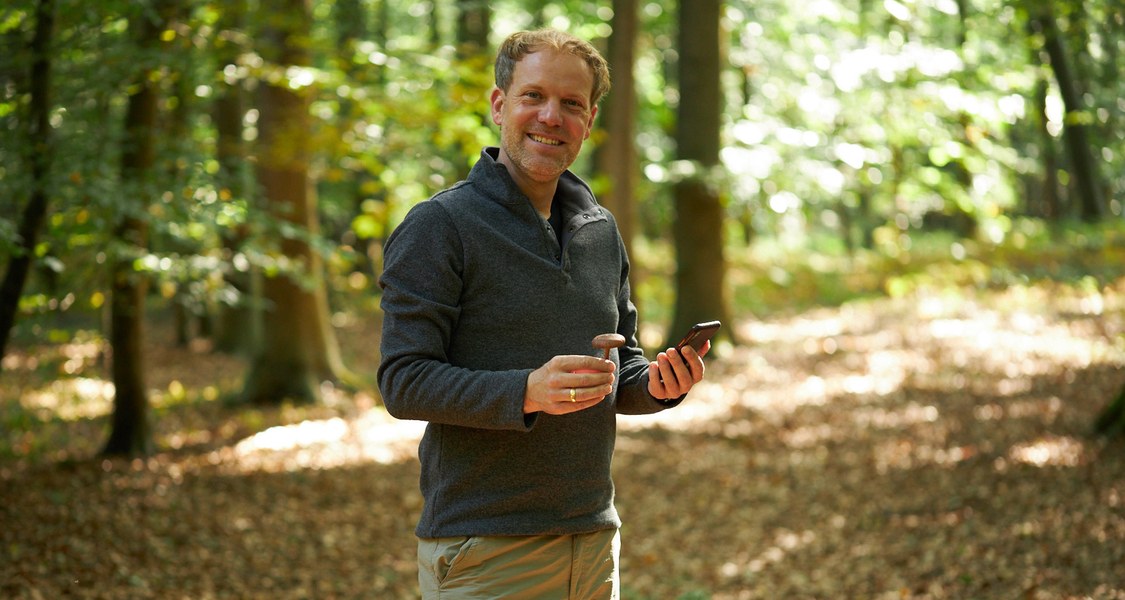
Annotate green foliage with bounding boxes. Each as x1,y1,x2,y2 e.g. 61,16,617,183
727,218,1125,318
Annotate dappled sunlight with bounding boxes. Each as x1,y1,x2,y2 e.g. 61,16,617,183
854,402,939,429
2,335,103,376
872,438,981,473
1008,435,1085,468
618,380,733,431
5,289,1124,600
226,408,425,472
974,396,1063,422
21,378,114,420
718,529,817,581
614,282,1125,532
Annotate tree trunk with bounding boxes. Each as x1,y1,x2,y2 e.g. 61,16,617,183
668,0,730,348
1030,3,1106,221
1095,383,1125,438
212,0,258,354
1034,73,1062,221
165,2,195,348
595,0,640,295
954,0,969,48
452,0,491,180
0,0,54,368
335,0,381,280
242,0,350,405
104,0,173,457
456,0,490,53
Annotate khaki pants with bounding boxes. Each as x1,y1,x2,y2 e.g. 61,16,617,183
417,529,621,599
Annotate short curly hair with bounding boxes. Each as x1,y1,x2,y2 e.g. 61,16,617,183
494,29,612,106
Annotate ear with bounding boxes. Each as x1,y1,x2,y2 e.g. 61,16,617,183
583,105,598,140
490,87,505,126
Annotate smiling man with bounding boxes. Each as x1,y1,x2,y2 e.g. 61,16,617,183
378,29,710,599
491,37,599,215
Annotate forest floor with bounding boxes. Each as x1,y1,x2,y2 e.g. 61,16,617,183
3,283,1125,599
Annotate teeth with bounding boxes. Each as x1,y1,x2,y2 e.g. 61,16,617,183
529,134,560,146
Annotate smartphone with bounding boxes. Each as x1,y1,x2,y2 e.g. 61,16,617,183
674,320,721,352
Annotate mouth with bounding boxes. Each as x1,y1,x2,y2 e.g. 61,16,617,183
528,133,563,146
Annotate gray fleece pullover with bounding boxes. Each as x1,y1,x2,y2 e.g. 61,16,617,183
378,148,682,538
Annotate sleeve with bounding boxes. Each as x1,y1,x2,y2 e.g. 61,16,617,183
376,201,536,431
610,233,687,415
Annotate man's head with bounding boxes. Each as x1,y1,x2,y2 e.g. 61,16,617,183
494,29,611,107
490,30,612,196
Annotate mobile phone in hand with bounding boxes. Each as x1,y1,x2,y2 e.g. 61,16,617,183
674,320,721,352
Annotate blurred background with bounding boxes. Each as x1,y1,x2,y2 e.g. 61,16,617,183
2,1,1124,596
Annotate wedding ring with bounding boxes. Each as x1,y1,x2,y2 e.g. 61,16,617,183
569,388,577,403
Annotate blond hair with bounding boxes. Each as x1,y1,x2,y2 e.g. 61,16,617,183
494,29,611,106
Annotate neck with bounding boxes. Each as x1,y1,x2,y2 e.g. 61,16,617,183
526,183,557,219
498,159,559,218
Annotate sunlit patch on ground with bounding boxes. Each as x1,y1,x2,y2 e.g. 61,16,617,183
718,529,817,579
624,287,1125,443
3,285,1125,599
872,438,982,473
20,378,115,420
1007,435,1085,467
226,408,425,472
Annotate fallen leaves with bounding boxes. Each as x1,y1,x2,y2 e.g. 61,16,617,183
3,283,1125,598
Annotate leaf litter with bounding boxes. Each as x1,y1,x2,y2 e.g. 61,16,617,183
2,284,1125,599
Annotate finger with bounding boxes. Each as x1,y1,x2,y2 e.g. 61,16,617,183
647,361,668,398
549,390,607,416
678,345,706,383
556,384,611,405
554,355,614,374
654,352,682,396
661,350,691,396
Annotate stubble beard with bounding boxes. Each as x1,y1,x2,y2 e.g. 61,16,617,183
502,127,577,184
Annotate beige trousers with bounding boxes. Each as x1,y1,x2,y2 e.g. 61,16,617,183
417,528,621,599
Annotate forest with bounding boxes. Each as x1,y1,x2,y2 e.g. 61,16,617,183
2,0,1125,597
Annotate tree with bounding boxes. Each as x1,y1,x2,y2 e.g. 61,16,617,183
668,0,730,347
103,0,176,456
211,0,258,355
451,0,492,179
241,0,351,404
595,0,641,295
456,0,490,53
1028,2,1106,221
1096,384,1125,438
0,0,54,367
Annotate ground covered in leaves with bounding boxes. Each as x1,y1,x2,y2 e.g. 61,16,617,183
3,283,1125,599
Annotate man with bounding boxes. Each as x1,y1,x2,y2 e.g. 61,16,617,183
378,29,709,599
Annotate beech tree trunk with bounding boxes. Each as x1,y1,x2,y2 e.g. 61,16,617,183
241,0,350,405
212,0,258,355
1030,3,1106,221
595,0,640,296
0,0,53,368
668,0,730,348
456,0,490,53
104,0,174,457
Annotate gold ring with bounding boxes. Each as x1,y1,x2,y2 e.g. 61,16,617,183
569,388,577,402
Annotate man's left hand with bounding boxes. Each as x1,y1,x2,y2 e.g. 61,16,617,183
647,341,709,400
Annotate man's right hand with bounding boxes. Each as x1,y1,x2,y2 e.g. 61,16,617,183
524,355,616,415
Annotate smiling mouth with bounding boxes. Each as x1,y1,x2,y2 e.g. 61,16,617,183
528,133,562,146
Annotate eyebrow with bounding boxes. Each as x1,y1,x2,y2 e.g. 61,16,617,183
516,83,589,104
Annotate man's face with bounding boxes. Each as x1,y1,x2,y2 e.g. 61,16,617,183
490,48,597,187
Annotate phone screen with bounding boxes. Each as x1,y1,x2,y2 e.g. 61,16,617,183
675,320,721,352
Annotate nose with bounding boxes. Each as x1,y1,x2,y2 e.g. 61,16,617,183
538,99,562,127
